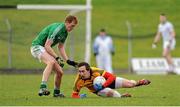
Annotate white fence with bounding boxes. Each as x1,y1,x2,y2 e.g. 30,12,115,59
132,58,180,74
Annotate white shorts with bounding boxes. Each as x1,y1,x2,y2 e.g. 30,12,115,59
30,45,45,60
163,39,176,50
115,77,124,88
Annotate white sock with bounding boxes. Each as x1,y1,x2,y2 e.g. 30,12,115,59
113,90,121,97
168,64,175,72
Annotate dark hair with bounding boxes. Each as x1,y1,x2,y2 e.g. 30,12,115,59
65,15,78,24
78,62,91,71
100,28,106,32
160,13,166,16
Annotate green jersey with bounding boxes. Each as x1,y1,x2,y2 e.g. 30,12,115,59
32,23,68,47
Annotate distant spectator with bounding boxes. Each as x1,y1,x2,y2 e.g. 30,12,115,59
93,29,114,73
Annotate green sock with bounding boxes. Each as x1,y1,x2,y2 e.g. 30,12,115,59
54,89,60,94
40,81,47,89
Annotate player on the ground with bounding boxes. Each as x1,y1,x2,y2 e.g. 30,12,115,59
152,13,176,73
71,62,151,98
30,15,78,97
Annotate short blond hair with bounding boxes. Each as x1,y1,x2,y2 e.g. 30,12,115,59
65,15,78,24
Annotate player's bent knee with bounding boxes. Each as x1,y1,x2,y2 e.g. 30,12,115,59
47,60,56,65
56,71,63,76
55,67,63,74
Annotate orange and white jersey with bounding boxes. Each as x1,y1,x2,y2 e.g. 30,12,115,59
72,67,116,94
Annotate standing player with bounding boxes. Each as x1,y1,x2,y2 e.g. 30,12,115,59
71,62,151,98
93,29,114,73
152,13,176,73
30,15,78,97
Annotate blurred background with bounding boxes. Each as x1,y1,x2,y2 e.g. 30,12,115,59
0,0,180,72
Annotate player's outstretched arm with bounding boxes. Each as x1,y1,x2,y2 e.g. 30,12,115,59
58,43,68,61
71,75,86,98
152,32,161,49
58,43,78,67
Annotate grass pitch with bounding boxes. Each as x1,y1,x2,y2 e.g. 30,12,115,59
0,73,180,106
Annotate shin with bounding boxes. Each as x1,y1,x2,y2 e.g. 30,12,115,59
53,63,63,89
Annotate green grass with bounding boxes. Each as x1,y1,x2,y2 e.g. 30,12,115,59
0,74,180,106
0,0,180,69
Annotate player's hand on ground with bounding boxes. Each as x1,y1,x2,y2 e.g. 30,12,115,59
152,43,157,49
66,59,78,67
94,83,104,91
80,94,87,98
56,57,64,68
